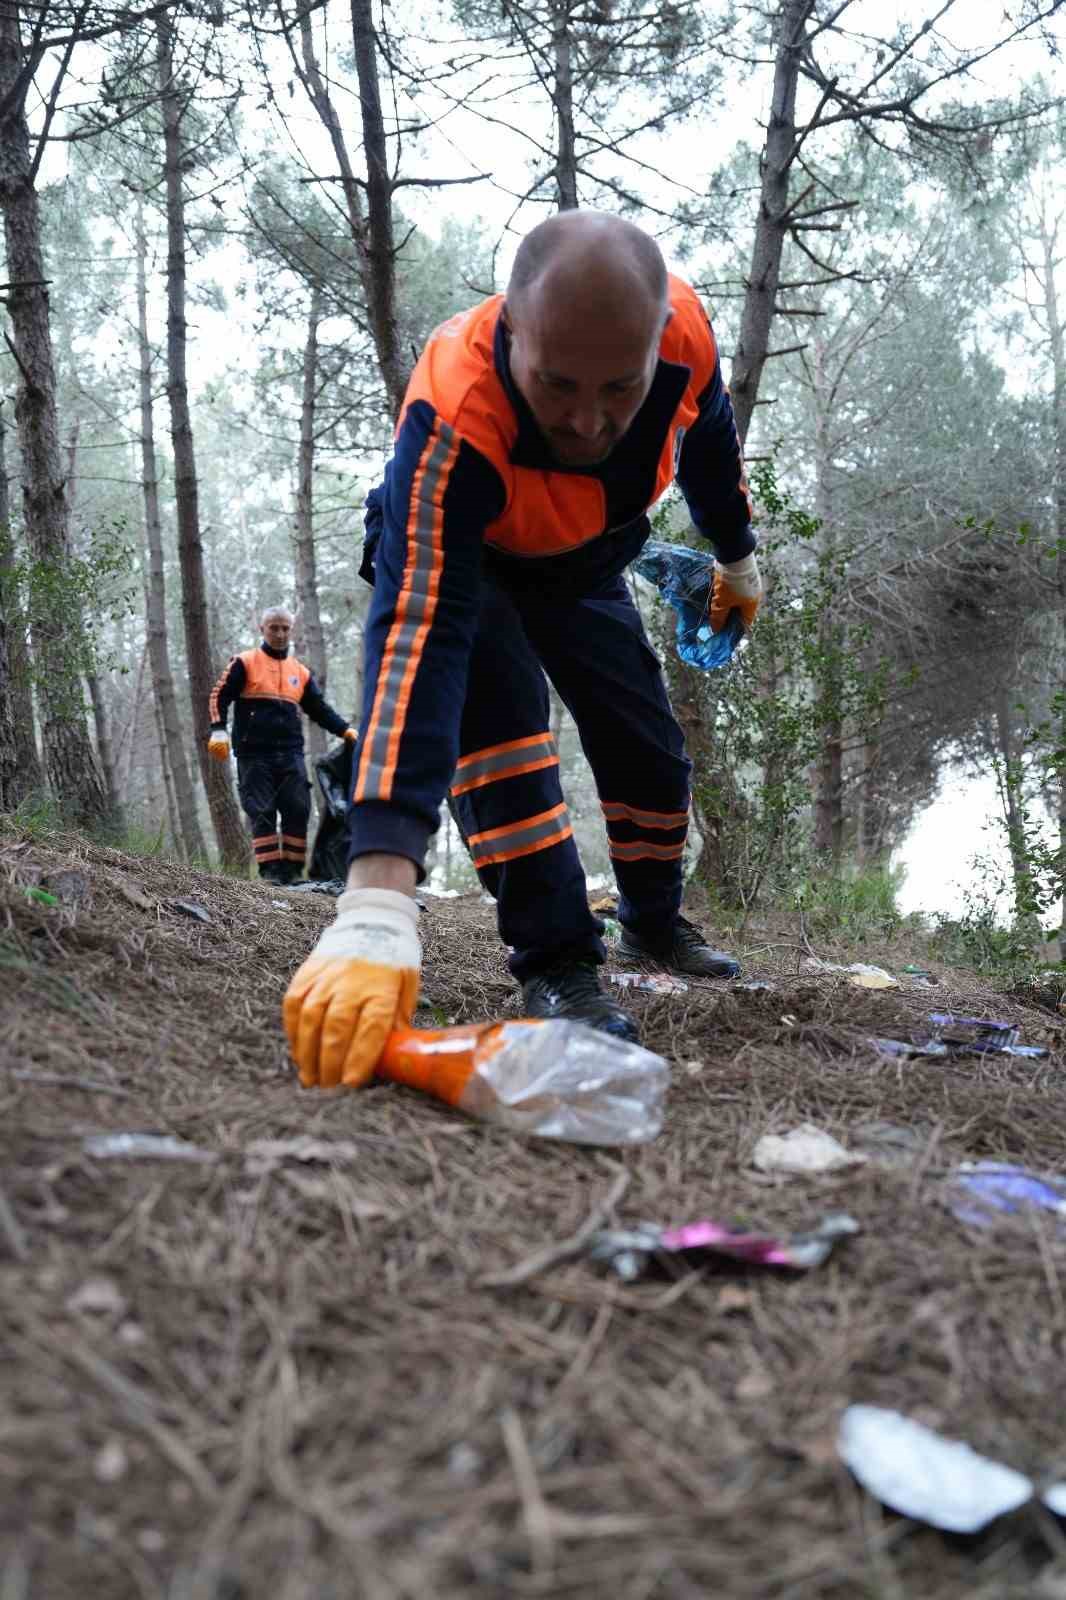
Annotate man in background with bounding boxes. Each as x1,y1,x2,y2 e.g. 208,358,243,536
207,607,356,883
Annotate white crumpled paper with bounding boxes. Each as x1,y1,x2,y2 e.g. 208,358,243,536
753,1122,868,1176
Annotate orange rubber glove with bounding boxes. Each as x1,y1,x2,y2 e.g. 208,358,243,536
343,728,358,745
207,729,231,762
283,887,420,1089
709,552,762,633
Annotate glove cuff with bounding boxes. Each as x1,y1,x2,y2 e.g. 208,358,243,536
336,886,420,929
716,553,758,578
715,552,761,599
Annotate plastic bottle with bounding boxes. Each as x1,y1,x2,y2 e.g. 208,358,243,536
378,1018,669,1145
631,540,747,671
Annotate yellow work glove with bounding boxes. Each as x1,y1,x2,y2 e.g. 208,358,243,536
283,887,420,1089
343,728,358,745
709,552,762,633
207,729,231,762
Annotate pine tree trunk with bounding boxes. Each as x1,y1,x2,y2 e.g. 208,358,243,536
0,399,42,805
293,284,328,765
350,0,407,418
151,683,182,856
729,0,811,447
1042,201,1066,954
0,510,15,808
811,346,843,862
135,196,208,862
157,17,247,869
552,1,579,211
0,3,111,830
66,423,122,819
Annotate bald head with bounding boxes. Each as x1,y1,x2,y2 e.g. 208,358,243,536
504,211,671,467
507,211,668,331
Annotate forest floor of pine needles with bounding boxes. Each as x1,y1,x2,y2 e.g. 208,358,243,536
3,817,1066,1599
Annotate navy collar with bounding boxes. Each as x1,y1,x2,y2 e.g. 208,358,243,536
492,308,692,476
260,641,289,660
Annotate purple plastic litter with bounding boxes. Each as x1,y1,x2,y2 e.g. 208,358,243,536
589,1211,858,1281
951,1161,1066,1228
927,1014,1020,1051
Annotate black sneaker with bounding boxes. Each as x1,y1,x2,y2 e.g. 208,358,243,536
617,915,740,979
521,959,639,1042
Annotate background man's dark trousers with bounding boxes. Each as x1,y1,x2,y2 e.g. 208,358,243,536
237,750,311,883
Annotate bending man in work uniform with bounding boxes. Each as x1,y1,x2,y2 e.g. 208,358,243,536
285,211,761,1086
207,607,356,884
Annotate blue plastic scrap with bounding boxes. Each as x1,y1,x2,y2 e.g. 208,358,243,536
950,1161,1066,1228
631,540,747,671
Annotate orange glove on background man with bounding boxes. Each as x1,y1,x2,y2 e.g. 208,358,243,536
283,887,420,1088
709,552,762,633
207,729,231,761
343,728,358,745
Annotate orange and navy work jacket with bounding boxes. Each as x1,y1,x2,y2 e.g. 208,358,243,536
209,644,350,756
353,274,753,871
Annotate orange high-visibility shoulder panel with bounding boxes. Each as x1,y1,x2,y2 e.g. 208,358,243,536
238,648,310,706
398,278,716,561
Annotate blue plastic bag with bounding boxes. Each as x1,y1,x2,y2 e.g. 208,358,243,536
631,540,746,672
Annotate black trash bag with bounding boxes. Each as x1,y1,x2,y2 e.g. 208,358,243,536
308,739,354,883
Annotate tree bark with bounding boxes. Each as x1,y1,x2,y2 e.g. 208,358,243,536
552,0,579,211
135,196,208,862
0,422,15,806
350,0,407,418
810,338,843,862
1041,199,1066,952
157,17,247,869
0,397,43,805
66,423,122,819
293,283,328,765
729,0,812,447
0,2,111,830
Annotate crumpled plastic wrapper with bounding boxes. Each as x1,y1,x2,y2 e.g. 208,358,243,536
839,1404,1066,1532
753,1123,868,1175
588,1210,859,1281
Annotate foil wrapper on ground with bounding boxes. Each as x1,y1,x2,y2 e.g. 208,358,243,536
631,540,747,671
377,1018,668,1146
588,1210,859,1281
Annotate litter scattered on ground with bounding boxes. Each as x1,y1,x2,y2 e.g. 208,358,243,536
838,1405,1035,1534
839,1405,1066,1533
802,958,900,988
902,964,933,976
589,1211,859,1281
852,1120,930,1166
168,899,211,923
23,886,58,907
871,1036,950,1060
735,980,774,992
116,880,155,911
753,1122,868,1176
602,916,621,943
270,899,292,911
379,1018,669,1145
67,1276,128,1318
871,1016,1049,1064
948,1161,1066,1228
927,1013,1048,1058
82,1132,219,1163
286,878,346,897
609,972,689,995
848,967,900,990
589,894,617,913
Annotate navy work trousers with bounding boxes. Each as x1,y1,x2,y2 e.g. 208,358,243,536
449,566,692,979
236,750,311,878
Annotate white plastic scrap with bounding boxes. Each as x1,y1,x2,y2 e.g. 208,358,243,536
83,1133,218,1163
838,1405,1033,1533
753,1122,868,1176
